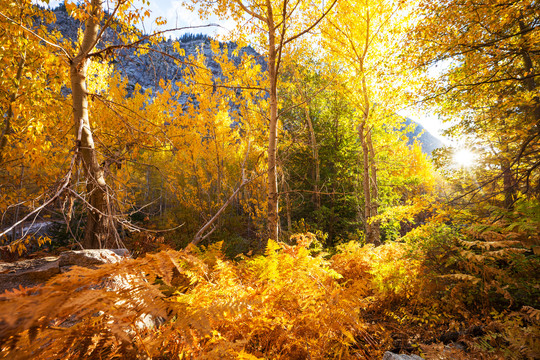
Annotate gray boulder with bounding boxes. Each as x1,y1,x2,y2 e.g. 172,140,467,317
0,249,130,293
0,257,60,293
58,249,130,269
382,352,424,360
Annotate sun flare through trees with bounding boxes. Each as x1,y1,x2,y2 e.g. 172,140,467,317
0,0,539,358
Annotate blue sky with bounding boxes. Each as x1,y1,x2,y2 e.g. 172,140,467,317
139,0,234,37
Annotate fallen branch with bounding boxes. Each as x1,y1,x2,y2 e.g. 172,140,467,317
191,178,249,246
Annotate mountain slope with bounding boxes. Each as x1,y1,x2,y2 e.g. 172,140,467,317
403,118,444,155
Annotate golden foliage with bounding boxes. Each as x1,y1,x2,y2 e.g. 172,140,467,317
0,238,386,359
1,221,538,359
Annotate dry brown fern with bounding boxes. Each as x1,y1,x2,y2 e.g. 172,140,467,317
0,241,382,359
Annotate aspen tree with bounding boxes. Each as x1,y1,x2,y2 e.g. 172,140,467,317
322,0,408,244
407,0,540,206
189,0,338,242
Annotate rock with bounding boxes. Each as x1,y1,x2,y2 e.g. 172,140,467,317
0,257,60,293
382,352,424,360
0,248,163,334
135,313,165,330
58,249,130,269
0,249,130,293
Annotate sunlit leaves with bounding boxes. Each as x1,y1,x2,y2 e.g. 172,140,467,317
0,1,72,233
406,0,540,206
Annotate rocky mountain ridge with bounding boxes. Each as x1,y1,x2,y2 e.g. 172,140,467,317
402,118,443,155
47,6,262,94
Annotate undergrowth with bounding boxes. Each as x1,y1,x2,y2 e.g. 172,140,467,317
0,225,538,359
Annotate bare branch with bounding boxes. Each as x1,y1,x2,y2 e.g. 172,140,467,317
233,0,267,22
281,0,338,48
192,140,254,245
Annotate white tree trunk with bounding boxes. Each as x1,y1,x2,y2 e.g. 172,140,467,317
70,0,117,248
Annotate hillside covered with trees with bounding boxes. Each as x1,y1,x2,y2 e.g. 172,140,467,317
0,0,538,358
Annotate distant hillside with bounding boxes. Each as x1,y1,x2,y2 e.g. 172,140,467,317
47,6,262,96
403,118,443,155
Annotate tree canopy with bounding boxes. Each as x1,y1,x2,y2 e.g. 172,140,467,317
0,0,538,358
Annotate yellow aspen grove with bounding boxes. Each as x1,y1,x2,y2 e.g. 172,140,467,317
1,1,540,359
145,44,267,246
188,0,338,243
406,0,540,206
1,0,156,249
66,0,156,248
321,0,407,245
0,1,71,244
